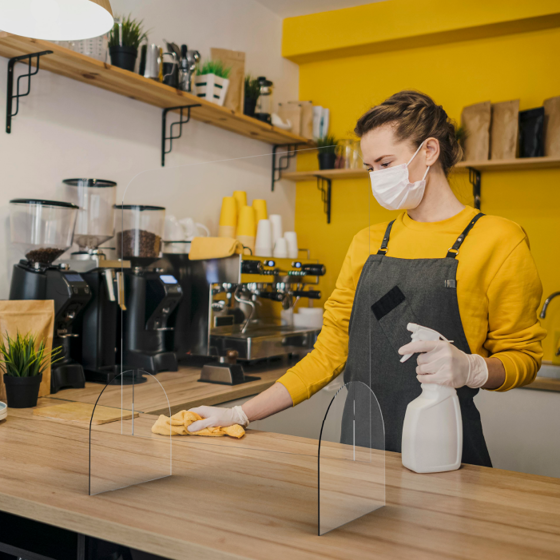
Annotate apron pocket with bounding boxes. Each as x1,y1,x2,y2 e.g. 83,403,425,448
372,286,420,354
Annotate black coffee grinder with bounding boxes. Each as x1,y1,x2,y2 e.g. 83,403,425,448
115,205,182,374
8,199,92,393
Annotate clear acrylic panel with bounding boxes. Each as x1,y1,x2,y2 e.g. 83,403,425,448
318,380,385,535
88,370,172,495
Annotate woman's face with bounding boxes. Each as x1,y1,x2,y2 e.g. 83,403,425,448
360,124,435,183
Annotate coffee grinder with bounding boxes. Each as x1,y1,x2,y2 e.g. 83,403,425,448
62,179,135,384
9,199,91,393
115,205,182,373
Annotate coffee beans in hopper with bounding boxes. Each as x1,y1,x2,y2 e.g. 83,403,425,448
26,247,65,265
117,229,162,258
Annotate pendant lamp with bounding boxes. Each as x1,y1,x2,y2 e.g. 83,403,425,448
0,0,114,41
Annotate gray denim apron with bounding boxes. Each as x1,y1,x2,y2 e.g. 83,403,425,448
342,212,492,467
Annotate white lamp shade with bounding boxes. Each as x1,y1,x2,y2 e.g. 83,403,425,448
0,0,114,41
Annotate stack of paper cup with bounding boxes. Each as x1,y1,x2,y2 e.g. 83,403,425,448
237,205,256,253
269,214,283,249
273,237,288,258
255,219,272,257
218,196,237,238
253,199,268,223
284,232,298,259
233,191,247,214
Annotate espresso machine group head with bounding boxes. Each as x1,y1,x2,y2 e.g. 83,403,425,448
8,198,91,393
114,205,182,374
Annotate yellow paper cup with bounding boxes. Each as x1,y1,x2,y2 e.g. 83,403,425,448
219,196,237,228
237,205,256,237
252,199,268,223
233,191,248,215
218,225,236,239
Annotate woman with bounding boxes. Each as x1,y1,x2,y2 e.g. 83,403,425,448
188,91,546,466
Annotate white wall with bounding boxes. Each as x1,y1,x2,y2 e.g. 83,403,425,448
0,0,299,297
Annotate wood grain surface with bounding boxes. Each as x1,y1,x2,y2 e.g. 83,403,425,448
1,406,560,559
33,401,138,425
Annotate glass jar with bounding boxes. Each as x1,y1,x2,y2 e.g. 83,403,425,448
255,76,274,124
10,199,78,265
113,205,165,261
64,178,117,251
336,139,361,169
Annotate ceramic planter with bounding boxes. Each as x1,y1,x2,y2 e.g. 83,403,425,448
318,152,336,170
194,74,230,106
109,46,138,72
4,373,42,408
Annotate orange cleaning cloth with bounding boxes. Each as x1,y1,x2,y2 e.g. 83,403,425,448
151,410,245,439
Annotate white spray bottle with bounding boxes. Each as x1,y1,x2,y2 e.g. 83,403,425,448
400,323,462,473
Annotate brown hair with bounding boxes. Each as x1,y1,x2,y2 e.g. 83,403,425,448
355,91,462,176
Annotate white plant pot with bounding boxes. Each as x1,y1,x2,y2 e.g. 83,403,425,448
194,74,229,106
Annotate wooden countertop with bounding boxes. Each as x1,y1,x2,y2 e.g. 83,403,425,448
1,406,560,559
50,361,289,415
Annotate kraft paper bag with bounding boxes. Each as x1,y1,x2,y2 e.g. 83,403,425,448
490,100,519,160
290,100,314,139
544,96,560,157
0,300,55,401
461,101,491,161
278,102,301,135
211,48,245,113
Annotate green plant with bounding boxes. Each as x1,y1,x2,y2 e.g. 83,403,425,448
316,135,338,154
108,14,148,50
244,75,261,101
0,332,62,378
196,60,231,79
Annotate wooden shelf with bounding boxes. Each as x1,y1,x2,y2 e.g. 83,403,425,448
283,156,560,182
0,32,314,147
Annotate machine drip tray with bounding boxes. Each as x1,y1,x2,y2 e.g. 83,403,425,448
198,362,260,386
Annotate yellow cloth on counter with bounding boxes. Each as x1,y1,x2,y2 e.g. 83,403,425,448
278,206,546,405
189,237,245,260
151,410,245,438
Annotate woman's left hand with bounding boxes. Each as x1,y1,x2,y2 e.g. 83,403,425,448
398,339,489,388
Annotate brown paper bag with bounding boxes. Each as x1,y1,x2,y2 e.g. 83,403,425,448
461,101,491,161
290,100,314,139
211,48,245,113
278,102,301,135
0,300,55,401
490,100,519,160
544,96,560,157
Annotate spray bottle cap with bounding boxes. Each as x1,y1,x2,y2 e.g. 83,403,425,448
400,323,450,363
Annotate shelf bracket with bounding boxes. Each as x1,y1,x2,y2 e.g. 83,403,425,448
161,104,201,166
468,167,481,210
6,50,53,134
316,176,332,224
271,144,299,191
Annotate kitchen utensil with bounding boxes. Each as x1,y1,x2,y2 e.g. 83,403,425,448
255,219,272,257
33,401,138,425
165,40,181,60
179,44,201,93
273,237,288,258
252,199,268,222
284,231,299,259
218,196,238,238
143,44,162,80
255,76,273,124
162,51,179,88
269,214,283,247
237,206,256,253
233,191,247,214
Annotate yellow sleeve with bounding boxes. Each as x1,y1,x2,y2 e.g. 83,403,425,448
277,237,358,405
484,237,546,391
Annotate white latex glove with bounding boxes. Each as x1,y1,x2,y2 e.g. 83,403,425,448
187,405,249,433
398,339,489,389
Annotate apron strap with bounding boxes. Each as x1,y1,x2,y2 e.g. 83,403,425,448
446,212,486,258
377,220,395,255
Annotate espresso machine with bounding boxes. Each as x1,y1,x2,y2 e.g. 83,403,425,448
62,179,132,385
162,247,326,367
9,198,92,393
115,205,182,374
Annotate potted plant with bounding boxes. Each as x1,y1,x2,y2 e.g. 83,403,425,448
244,75,261,117
108,14,147,72
1,332,61,409
194,60,231,106
317,135,338,170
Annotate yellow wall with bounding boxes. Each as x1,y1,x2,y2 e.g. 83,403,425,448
291,20,560,361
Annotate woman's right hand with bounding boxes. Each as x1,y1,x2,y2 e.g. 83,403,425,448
187,405,249,432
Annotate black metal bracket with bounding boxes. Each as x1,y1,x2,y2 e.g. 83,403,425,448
6,50,53,134
161,104,201,166
271,144,299,191
468,167,481,209
316,176,332,224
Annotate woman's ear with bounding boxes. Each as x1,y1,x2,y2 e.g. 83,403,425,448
424,137,440,167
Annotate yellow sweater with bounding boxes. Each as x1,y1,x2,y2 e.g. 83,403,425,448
278,206,546,406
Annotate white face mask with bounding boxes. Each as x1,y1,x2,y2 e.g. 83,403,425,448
369,141,430,211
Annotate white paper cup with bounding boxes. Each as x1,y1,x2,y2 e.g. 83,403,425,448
284,231,298,259
269,214,283,247
255,219,272,257
273,237,288,258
